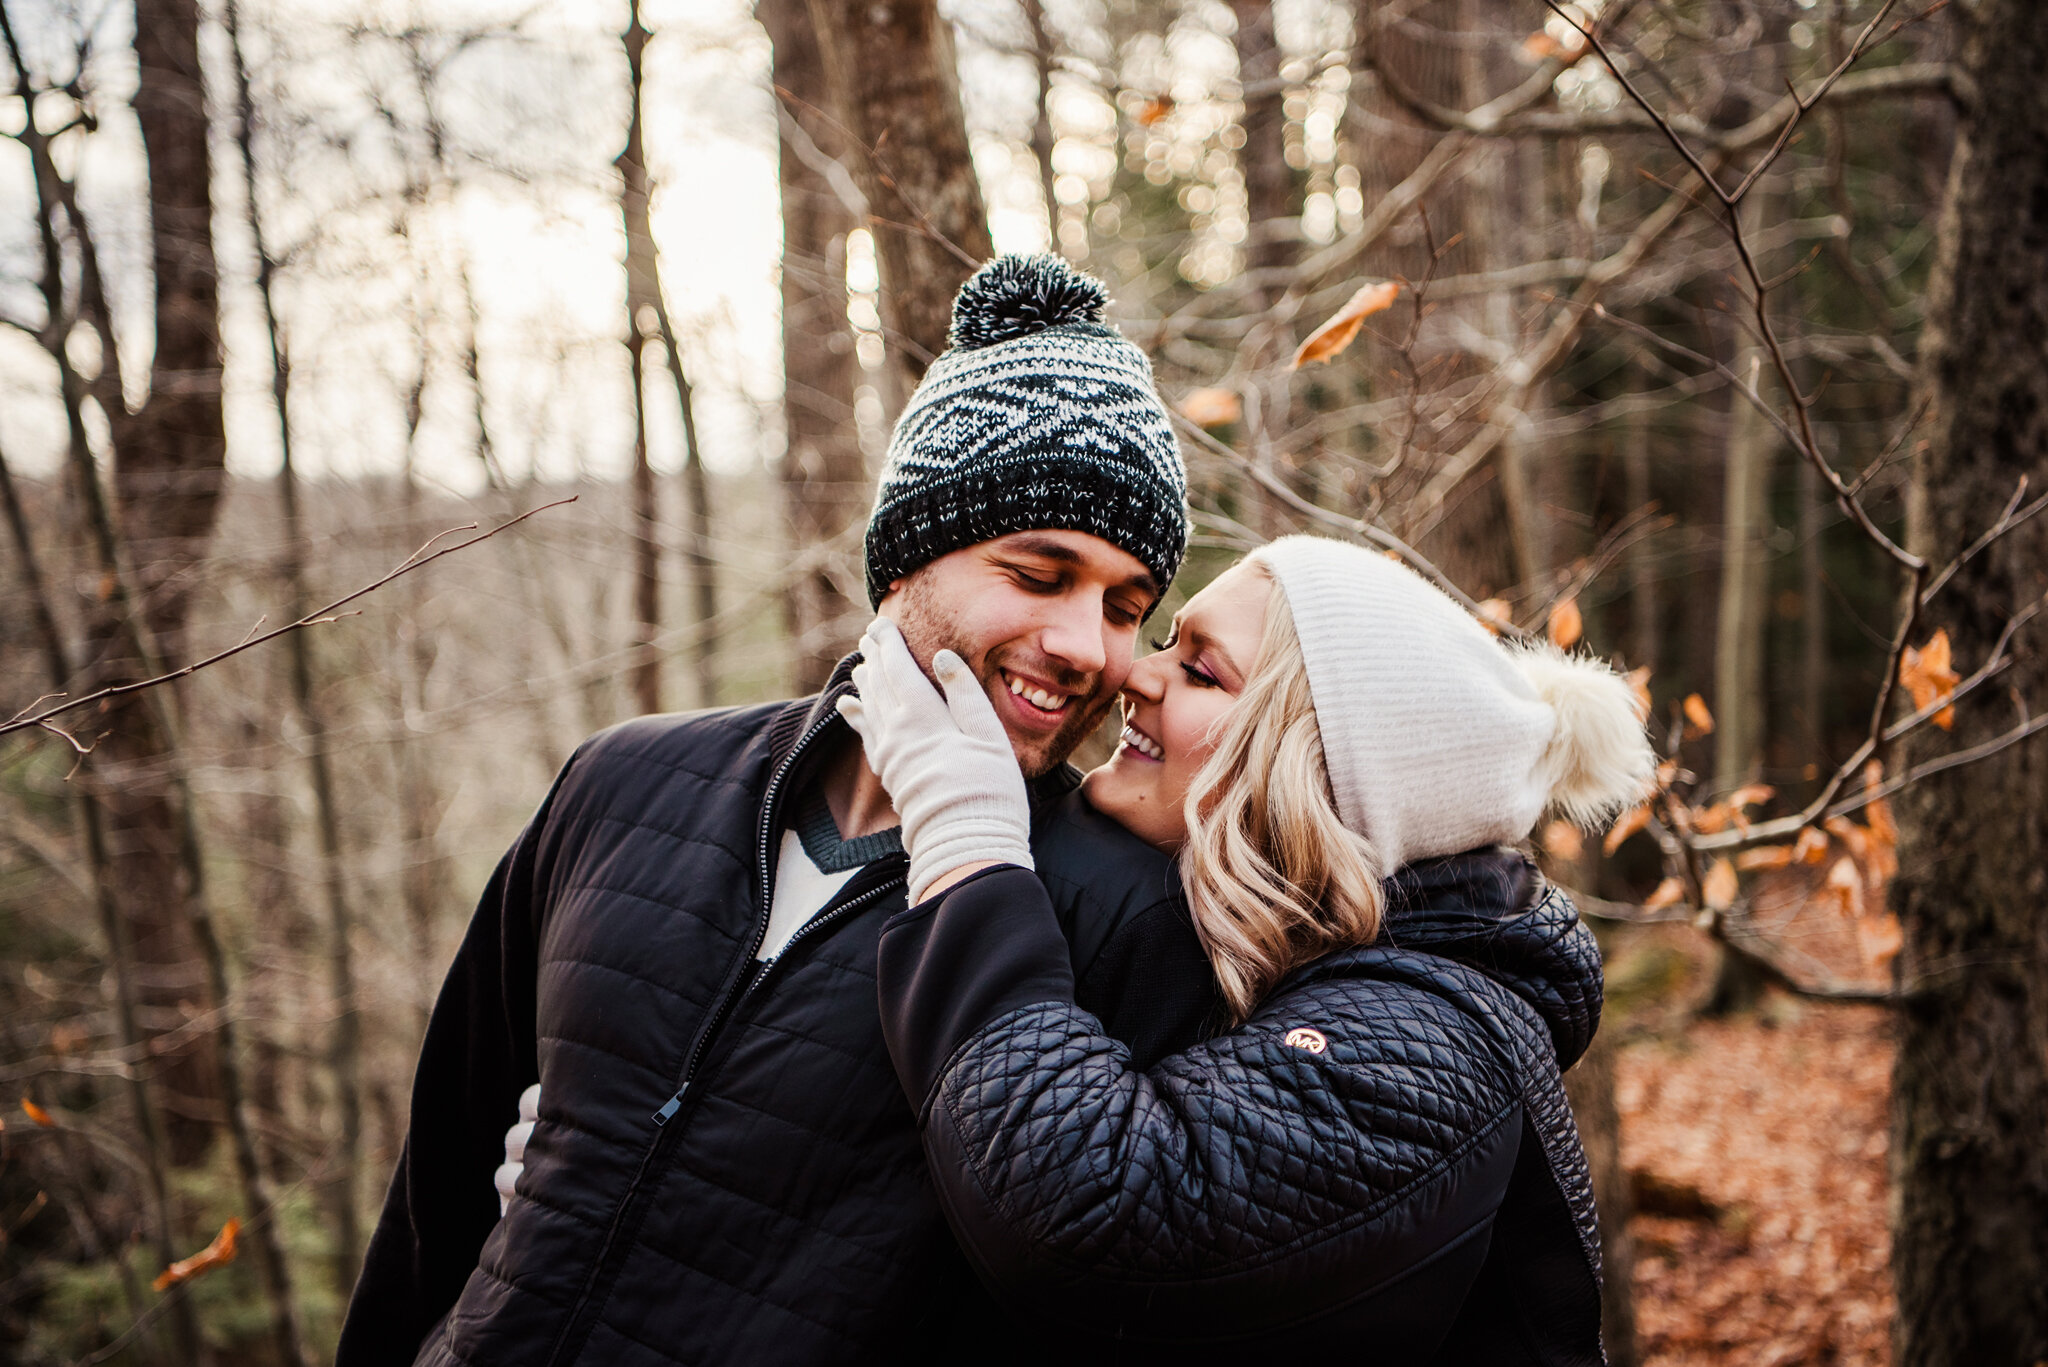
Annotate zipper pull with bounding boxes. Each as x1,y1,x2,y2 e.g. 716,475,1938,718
651,1085,688,1127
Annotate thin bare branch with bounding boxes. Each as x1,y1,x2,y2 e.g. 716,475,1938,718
0,499,575,742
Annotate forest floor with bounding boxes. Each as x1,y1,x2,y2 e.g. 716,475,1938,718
1608,923,1896,1366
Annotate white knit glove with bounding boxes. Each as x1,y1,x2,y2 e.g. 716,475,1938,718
494,1083,540,1216
837,617,1032,904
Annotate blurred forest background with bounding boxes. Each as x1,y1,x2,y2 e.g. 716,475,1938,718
4,0,2046,1362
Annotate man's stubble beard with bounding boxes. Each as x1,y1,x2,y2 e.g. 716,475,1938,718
891,572,1115,778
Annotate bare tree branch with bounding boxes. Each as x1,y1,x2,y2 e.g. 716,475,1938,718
0,499,575,743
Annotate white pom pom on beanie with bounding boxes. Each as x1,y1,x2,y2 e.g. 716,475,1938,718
1251,535,1653,869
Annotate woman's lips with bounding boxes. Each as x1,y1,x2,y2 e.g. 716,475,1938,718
1119,723,1163,762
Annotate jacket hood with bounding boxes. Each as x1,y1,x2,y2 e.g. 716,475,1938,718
1371,847,1603,1069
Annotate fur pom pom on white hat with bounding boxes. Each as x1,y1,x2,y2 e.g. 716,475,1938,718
1251,535,1655,869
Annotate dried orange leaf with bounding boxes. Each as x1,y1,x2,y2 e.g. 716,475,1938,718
1602,803,1652,856
1862,761,1898,847
1702,857,1739,911
1547,596,1583,649
1823,856,1864,919
1653,759,1681,793
1900,628,1960,730
1520,30,1561,61
1793,826,1829,865
1727,784,1776,812
1290,280,1401,369
21,1097,55,1128
153,1217,240,1292
1692,801,1732,835
1682,693,1715,737
1624,666,1652,718
1857,911,1904,967
1474,598,1514,635
1135,94,1174,127
1736,844,1796,872
1540,820,1585,862
1643,876,1686,911
1824,815,1869,863
1180,387,1242,427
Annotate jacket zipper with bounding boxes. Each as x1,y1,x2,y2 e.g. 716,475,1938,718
543,704,903,1366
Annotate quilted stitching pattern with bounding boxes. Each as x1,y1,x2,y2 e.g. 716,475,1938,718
929,847,1604,1304
417,682,1214,1367
943,981,1520,1278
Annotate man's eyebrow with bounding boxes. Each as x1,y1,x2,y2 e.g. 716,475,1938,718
1001,536,1084,565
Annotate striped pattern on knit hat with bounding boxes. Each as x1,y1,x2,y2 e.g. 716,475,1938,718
863,255,1189,606
1252,534,1655,870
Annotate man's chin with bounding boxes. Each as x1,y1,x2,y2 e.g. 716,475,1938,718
1009,696,1116,778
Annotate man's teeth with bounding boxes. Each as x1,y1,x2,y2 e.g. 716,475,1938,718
1007,674,1069,712
1121,726,1163,761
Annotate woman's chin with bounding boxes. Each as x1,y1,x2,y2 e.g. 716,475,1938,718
1081,766,1181,852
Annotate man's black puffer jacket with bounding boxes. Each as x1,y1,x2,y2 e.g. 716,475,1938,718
878,847,1605,1364
336,663,1223,1366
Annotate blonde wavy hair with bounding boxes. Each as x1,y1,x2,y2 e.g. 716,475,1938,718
1177,565,1385,1022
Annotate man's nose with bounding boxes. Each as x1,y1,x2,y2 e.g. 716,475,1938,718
1039,596,1109,679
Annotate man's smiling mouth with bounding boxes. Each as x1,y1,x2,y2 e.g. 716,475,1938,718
1001,668,1072,714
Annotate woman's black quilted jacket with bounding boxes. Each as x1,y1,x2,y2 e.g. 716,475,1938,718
877,848,1606,1364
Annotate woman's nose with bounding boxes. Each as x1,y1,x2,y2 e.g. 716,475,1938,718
1121,651,1168,703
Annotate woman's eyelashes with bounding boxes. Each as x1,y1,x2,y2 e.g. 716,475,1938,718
1149,630,1219,688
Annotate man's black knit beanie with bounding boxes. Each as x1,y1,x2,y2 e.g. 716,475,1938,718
862,254,1190,606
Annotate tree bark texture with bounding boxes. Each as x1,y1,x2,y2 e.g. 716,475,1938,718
1565,1028,1639,1367
226,0,365,1289
805,0,992,392
764,0,868,692
620,0,664,716
1021,0,1059,246
1229,0,1293,288
1891,2,2048,1362
79,0,230,1169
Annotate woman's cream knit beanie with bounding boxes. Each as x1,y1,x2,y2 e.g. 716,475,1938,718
1252,535,1655,869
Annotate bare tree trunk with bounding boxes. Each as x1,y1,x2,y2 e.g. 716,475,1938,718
0,445,198,1366
619,0,664,716
622,0,718,708
1231,0,1291,289
660,331,717,709
225,0,363,1293
806,0,993,391
1796,455,1827,758
1624,390,1659,673
1564,1029,1639,1367
396,401,455,1039
1713,344,1773,795
1229,0,1298,534
764,0,867,691
1891,3,2048,1361
1021,0,1059,247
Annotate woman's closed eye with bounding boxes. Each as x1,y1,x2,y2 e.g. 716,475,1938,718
1179,662,1220,688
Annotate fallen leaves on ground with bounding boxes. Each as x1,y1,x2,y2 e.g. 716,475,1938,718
1619,1003,1895,1366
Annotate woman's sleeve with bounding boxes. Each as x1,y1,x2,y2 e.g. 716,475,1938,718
877,865,1526,1341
